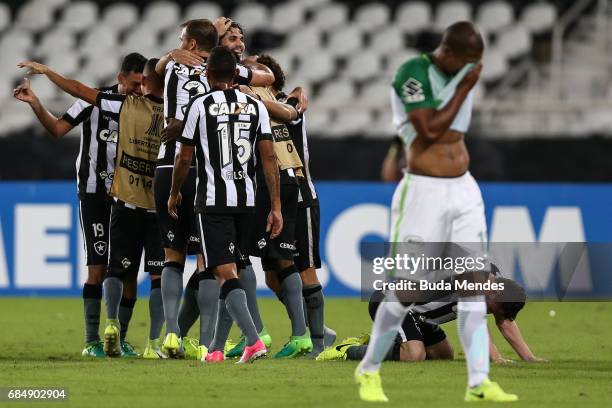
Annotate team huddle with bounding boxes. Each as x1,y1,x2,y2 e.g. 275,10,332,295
15,17,330,363
14,16,542,403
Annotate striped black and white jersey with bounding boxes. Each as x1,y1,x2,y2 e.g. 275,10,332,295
278,94,318,207
158,60,253,166
410,294,459,326
62,85,119,197
178,88,273,213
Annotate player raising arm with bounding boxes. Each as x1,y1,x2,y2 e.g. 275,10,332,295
13,54,161,359
18,58,167,358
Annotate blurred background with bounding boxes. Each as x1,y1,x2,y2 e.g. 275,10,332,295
0,0,611,180
0,0,610,298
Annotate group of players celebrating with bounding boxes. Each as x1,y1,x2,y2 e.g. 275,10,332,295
15,17,331,363
14,15,543,403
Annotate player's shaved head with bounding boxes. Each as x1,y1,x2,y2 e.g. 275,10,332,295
207,46,237,83
144,58,158,74
441,21,484,60
142,58,164,95
144,58,162,85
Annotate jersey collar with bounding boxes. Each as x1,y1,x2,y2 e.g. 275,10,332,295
145,94,163,103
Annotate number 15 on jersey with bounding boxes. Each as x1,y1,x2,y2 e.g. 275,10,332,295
217,121,252,168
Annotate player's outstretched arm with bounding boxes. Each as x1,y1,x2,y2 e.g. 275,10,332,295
13,78,74,138
496,318,547,362
409,63,482,142
242,57,275,87
239,86,298,123
258,139,283,238
262,100,298,123
488,326,513,363
18,61,99,105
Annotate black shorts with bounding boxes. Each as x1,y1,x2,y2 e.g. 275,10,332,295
293,203,321,271
197,212,252,270
249,184,298,266
78,193,112,265
107,201,165,280
154,166,201,255
400,313,447,347
368,290,446,347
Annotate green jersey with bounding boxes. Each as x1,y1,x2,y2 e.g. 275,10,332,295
390,54,475,146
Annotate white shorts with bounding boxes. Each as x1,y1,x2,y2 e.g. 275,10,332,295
389,171,487,244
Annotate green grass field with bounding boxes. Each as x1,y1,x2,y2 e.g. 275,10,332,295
1,297,611,407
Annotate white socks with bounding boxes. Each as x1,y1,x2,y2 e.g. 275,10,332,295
358,292,410,374
457,296,490,387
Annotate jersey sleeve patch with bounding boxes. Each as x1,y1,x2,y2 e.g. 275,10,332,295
392,57,437,112
401,78,426,103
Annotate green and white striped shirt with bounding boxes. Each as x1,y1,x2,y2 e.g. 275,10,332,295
390,54,475,147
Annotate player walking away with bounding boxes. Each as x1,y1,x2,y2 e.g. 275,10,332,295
236,54,336,358
18,58,167,358
12,54,164,358
154,19,276,360
168,45,281,364
319,279,545,363
354,22,518,403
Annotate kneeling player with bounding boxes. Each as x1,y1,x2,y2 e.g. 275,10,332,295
318,279,545,363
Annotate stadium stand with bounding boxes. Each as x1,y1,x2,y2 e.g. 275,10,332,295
0,0,607,140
